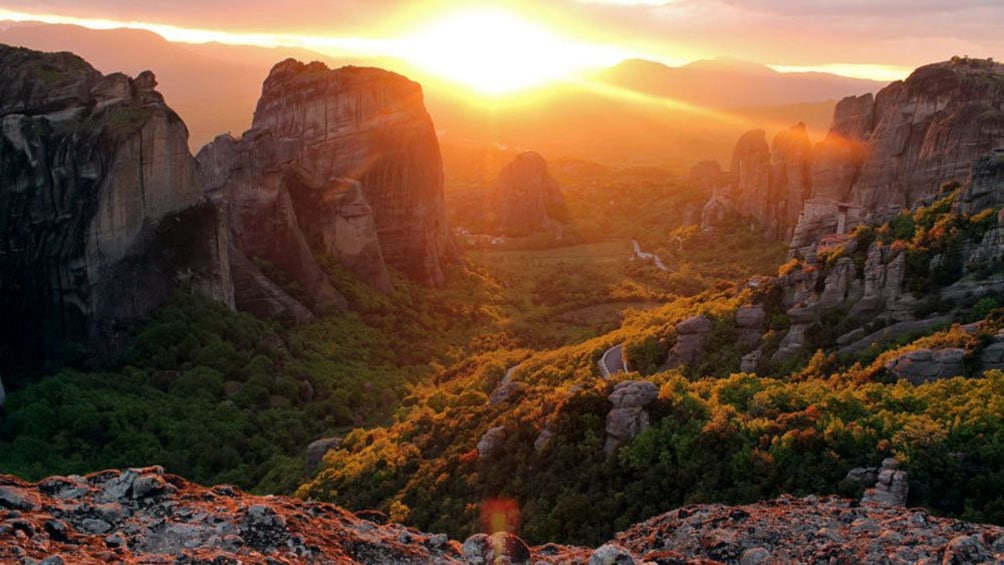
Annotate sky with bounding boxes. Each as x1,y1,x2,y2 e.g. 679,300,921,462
0,0,1001,84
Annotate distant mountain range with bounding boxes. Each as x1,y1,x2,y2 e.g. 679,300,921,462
598,58,883,108
0,22,889,169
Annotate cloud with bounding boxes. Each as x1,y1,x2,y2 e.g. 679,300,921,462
0,0,1000,70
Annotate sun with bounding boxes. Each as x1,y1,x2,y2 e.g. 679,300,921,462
397,9,623,95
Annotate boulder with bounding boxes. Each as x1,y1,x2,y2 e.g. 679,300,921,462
462,532,531,565
884,348,967,384
664,315,714,369
589,543,638,565
477,426,506,460
740,350,763,373
862,458,909,507
305,437,342,474
604,381,659,455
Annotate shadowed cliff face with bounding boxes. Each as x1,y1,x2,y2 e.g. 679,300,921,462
0,45,232,376
491,151,568,236
246,59,457,288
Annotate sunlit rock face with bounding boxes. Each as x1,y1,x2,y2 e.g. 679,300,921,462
3,467,1001,564
491,151,568,236
707,59,1004,253
245,59,457,288
0,45,232,373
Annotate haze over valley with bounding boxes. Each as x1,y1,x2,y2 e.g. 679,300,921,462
1,2,1004,563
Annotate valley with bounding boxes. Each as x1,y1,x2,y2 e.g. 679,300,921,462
0,12,1003,564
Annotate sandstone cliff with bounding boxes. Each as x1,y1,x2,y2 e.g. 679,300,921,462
701,123,812,240
1,467,1001,564
704,58,1004,255
0,45,232,373
232,59,457,288
490,151,568,236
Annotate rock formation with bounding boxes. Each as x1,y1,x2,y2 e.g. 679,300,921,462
477,426,506,460
700,124,812,239
242,59,455,287
491,152,568,236
604,381,659,455
704,58,1004,254
884,348,967,384
4,467,1002,564
861,458,910,507
0,46,460,373
0,45,232,373
199,59,457,298
662,315,713,369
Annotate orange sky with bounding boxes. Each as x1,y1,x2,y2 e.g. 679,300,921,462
1,0,1000,85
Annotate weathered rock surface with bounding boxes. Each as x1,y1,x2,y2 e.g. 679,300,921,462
956,149,1004,215
3,468,1004,564
613,494,1004,564
884,348,967,384
705,59,1004,254
199,59,457,303
604,381,659,455
700,123,813,240
305,437,342,474
663,315,713,369
491,152,568,236
477,426,506,460
0,45,232,373
794,58,1004,252
240,59,457,288
862,458,910,507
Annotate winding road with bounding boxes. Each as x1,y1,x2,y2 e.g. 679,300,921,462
632,240,668,271
599,344,628,378
596,241,666,378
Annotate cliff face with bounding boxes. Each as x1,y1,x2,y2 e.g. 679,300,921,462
240,59,456,288
701,123,812,240
705,58,1004,253
0,46,231,373
1,467,1001,564
491,152,568,236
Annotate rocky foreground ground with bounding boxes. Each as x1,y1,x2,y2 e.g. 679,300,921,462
0,467,1003,564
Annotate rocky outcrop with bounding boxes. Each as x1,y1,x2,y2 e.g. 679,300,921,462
884,348,967,384
305,437,342,474
612,494,1003,564
729,130,772,230
198,59,457,300
700,123,813,240
0,45,232,373
491,152,568,236
663,315,713,369
706,59,1004,254
242,59,457,288
0,466,465,563
3,468,1004,564
477,426,506,460
604,381,659,455
956,149,1004,215
862,458,910,507
794,58,1004,252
